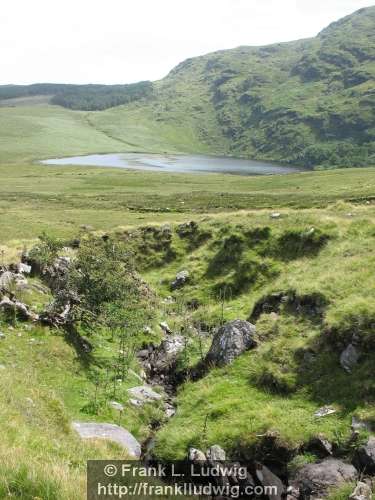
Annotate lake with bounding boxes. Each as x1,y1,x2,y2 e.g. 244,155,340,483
41,153,304,176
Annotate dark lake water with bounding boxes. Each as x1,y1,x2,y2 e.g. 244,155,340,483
41,153,304,176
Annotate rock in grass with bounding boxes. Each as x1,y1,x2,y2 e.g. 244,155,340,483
340,343,360,373
72,422,141,458
314,405,337,418
354,437,375,474
127,385,162,404
350,481,372,500
188,448,206,462
293,458,357,498
205,319,256,367
171,270,190,290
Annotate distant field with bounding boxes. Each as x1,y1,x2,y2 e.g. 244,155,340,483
0,94,52,107
1,159,375,245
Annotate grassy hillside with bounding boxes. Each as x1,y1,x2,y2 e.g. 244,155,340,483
109,5,374,169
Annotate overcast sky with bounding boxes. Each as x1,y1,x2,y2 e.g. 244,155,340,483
1,0,373,85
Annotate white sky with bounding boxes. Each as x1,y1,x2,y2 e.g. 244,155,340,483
1,0,373,85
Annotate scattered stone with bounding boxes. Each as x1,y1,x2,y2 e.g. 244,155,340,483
270,212,281,219
354,437,375,474
143,326,153,335
350,481,372,500
171,270,190,290
205,319,257,367
159,322,172,334
293,458,357,498
188,448,207,462
127,386,162,404
207,445,226,461
340,344,360,373
72,422,141,458
255,463,285,500
109,401,124,412
0,332,5,340
314,405,337,418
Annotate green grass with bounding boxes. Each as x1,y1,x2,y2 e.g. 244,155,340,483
1,158,375,244
0,322,137,499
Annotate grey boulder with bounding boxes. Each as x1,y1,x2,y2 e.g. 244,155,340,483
127,385,162,405
293,458,357,498
72,421,141,458
205,319,257,366
171,270,190,290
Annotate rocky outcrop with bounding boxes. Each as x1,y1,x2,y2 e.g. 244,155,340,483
205,319,257,367
72,421,141,458
292,458,357,498
0,270,28,292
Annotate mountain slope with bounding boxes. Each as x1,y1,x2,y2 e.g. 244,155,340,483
93,6,375,168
